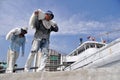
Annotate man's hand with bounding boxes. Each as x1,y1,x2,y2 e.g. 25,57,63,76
53,24,58,28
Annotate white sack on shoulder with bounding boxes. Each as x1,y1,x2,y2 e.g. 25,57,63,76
29,9,45,29
6,28,21,40
29,12,36,29
38,9,45,20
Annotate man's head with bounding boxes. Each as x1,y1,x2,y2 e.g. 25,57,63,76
45,10,54,21
21,27,28,35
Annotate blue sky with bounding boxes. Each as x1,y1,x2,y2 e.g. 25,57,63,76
0,0,120,67
0,0,120,35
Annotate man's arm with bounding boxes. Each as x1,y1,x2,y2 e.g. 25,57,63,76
51,25,59,32
21,37,25,57
33,15,40,30
11,34,16,41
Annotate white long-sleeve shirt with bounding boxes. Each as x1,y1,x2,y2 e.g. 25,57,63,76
9,33,26,54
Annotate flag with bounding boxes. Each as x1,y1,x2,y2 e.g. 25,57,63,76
87,36,95,41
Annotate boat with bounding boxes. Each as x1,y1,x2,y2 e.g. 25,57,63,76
63,38,120,71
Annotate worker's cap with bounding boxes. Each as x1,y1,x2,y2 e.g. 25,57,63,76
45,10,54,20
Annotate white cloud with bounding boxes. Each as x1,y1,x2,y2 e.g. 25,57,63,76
56,13,120,38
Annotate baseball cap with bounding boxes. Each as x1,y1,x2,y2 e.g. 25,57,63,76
45,10,54,20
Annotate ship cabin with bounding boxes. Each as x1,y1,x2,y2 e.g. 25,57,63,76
63,41,106,67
